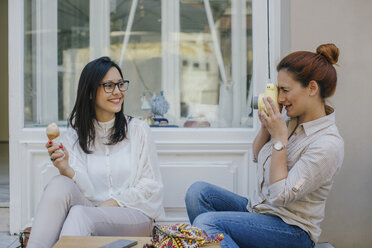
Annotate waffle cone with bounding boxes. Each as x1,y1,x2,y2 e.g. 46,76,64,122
46,123,60,141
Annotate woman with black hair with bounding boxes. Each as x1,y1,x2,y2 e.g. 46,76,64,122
27,57,164,248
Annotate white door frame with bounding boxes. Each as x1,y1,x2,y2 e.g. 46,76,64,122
8,0,289,234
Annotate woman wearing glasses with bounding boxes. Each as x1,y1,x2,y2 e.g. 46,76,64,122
27,57,164,248
185,44,344,247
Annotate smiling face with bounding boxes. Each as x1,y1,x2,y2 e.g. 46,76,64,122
277,69,314,123
95,67,125,122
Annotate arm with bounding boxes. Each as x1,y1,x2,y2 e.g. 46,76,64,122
267,136,344,207
111,122,164,219
49,130,96,199
270,144,288,184
66,144,96,199
252,124,270,162
260,97,289,183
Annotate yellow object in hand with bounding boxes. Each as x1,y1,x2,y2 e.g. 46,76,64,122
253,83,280,113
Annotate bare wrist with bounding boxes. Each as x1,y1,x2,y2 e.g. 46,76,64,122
272,136,287,145
59,167,74,178
260,127,270,138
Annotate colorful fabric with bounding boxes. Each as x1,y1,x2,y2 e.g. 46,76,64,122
152,223,224,248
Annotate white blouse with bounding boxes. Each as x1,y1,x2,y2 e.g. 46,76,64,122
61,117,164,220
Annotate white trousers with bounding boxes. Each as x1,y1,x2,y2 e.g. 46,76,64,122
27,175,152,248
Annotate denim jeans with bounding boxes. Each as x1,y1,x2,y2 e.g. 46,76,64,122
185,181,314,248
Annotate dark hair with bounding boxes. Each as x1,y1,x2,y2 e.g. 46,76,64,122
277,43,339,98
69,56,131,154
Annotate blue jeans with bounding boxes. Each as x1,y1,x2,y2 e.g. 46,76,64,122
185,181,314,248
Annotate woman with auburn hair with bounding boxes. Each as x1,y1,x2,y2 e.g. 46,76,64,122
27,57,164,248
185,44,343,248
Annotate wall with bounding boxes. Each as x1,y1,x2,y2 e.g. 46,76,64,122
291,0,372,247
0,0,9,142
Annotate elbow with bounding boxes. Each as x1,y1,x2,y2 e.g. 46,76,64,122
252,147,259,163
267,179,289,207
267,196,287,207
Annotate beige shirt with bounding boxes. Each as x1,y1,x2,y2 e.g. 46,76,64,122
248,106,344,243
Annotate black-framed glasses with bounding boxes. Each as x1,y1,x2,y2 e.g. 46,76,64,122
99,79,129,93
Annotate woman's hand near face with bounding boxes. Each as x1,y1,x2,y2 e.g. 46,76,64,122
46,141,75,178
97,198,120,207
261,97,288,143
258,109,268,130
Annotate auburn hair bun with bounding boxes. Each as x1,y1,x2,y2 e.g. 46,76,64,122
316,43,339,65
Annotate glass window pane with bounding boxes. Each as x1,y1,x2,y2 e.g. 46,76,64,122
178,0,253,128
24,0,252,128
24,0,90,126
109,0,162,118
24,0,35,124
58,0,90,122
179,0,231,128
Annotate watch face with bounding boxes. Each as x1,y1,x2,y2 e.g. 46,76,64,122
274,141,284,151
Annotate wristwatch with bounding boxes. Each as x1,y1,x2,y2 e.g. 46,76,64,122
273,140,287,151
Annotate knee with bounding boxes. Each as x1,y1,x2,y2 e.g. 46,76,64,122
67,205,88,221
185,181,212,205
43,175,76,201
61,205,92,236
46,175,75,191
193,212,217,229
65,205,92,229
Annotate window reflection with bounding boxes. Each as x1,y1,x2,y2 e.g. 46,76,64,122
109,0,162,119
24,0,252,128
58,0,90,121
180,0,231,127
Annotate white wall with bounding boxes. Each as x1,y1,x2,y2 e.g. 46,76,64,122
0,0,9,142
291,1,372,247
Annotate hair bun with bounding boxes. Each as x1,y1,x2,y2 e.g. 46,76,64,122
316,43,339,65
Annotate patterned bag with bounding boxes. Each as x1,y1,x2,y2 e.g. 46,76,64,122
150,223,224,248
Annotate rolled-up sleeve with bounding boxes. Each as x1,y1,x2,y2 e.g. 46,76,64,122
268,135,344,207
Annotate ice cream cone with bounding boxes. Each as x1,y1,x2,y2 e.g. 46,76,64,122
46,123,60,141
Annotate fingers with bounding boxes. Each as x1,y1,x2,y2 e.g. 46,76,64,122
47,142,67,159
50,150,64,161
47,144,60,156
258,110,263,121
60,145,68,154
259,110,268,124
267,97,280,114
263,97,275,117
45,140,53,149
54,156,65,163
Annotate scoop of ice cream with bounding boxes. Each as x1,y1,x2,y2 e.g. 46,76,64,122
46,123,60,140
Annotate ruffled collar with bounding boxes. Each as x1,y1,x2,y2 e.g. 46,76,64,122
94,117,115,138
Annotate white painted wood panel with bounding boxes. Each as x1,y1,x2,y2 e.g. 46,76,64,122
16,141,252,227
161,162,237,208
